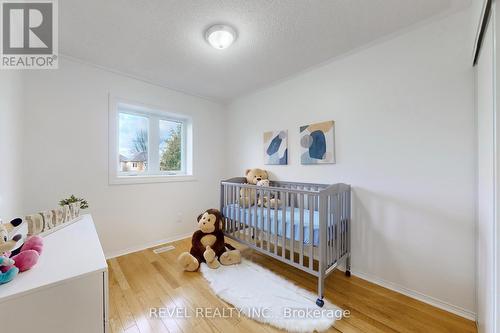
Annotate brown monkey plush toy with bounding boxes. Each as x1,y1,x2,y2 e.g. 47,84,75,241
178,209,241,271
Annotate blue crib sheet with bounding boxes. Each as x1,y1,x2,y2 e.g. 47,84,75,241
223,204,320,246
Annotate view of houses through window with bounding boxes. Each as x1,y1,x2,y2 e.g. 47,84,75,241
118,111,183,175
119,113,149,173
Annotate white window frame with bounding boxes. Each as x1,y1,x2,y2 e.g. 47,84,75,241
109,96,194,185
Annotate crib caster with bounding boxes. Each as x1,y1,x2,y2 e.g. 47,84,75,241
345,270,351,277
316,298,324,307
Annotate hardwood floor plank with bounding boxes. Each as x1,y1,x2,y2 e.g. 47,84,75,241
123,325,141,333
108,284,125,333
152,261,181,289
109,258,131,290
334,319,365,333
110,284,137,331
114,255,169,333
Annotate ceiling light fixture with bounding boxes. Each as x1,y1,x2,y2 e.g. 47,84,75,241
205,24,237,50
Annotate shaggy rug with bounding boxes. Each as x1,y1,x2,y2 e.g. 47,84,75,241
200,259,342,332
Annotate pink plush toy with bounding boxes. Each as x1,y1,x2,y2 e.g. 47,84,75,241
4,236,43,272
0,218,43,273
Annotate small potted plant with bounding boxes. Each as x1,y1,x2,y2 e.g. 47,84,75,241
59,195,89,210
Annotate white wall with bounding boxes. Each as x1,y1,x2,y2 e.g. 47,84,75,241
0,71,23,221
226,9,476,317
21,58,227,257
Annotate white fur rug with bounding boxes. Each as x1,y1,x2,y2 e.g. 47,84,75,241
200,259,342,332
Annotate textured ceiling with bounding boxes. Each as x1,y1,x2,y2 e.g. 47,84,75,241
60,0,471,102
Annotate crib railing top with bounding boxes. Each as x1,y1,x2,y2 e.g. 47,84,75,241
221,177,350,195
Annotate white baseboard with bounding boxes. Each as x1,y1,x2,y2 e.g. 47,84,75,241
348,268,476,321
105,232,193,259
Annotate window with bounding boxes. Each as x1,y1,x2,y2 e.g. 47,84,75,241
119,113,149,174
109,99,193,184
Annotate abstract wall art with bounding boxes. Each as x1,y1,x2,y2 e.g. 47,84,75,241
264,130,288,165
300,121,335,164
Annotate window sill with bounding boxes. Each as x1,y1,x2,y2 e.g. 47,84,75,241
109,174,196,185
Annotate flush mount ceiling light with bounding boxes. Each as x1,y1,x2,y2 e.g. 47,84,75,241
205,24,237,50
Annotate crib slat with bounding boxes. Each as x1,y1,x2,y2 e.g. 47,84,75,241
244,188,247,238
241,186,245,240
334,194,338,262
344,192,348,256
327,195,332,266
244,188,249,242
265,191,271,252
290,193,295,263
274,190,278,255
333,195,336,264
343,194,346,255
221,183,225,228
232,185,236,235
347,187,351,260
262,190,266,248
224,184,228,229
248,188,252,243
340,194,346,255
309,194,314,270
222,184,226,230
233,186,236,233
234,185,237,236
238,188,245,239
342,193,346,255
234,186,237,234
254,188,258,246
335,193,340,262
251,188,255,243
229,185,231,227
229,186,232,222
299,193,304,266
326,194,329,266
339,194,342,260
236,186,241,235
258,188,263,249
230,185,234,235
332,193,337,261
340,220,345,256
342,192,346,255
330,195,336,262
330,195,334,265
282,191,286,258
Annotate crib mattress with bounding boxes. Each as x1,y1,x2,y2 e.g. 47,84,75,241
223,204,320,246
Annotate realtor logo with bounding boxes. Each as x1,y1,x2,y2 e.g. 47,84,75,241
1,0,58,69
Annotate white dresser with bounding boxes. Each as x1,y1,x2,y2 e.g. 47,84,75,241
0,214,108,333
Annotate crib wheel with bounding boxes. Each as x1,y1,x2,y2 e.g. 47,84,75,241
345,270,351,277
316,298,324,307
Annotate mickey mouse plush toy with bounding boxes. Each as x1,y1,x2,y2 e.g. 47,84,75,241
0,218,43,285
0,220,22,285
178,209,241,271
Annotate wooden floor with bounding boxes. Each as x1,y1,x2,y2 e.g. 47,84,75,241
107,237,477,333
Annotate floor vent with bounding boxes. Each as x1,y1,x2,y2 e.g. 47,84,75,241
153,245,175,254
